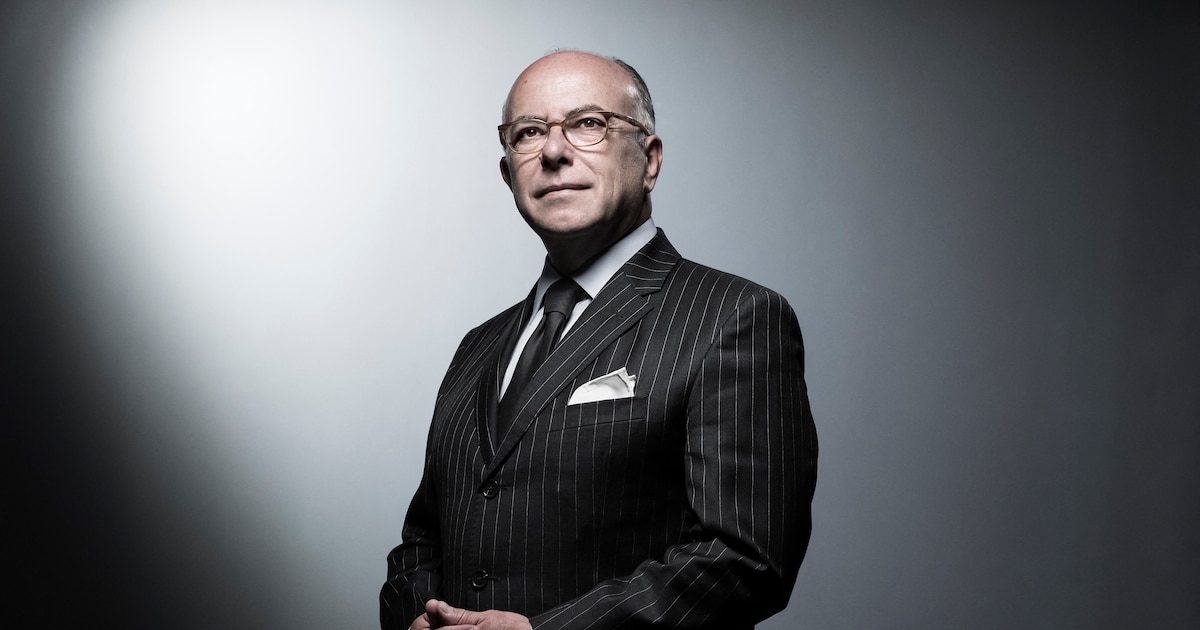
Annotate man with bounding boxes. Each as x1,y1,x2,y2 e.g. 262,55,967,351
380,51,818,630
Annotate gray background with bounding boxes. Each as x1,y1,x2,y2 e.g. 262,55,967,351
6,1,1197,629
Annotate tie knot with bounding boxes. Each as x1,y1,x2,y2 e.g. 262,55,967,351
542,277,584,317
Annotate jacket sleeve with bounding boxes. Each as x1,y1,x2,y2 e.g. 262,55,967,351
529,288,819,629
380,326,485,629
379,435,443,629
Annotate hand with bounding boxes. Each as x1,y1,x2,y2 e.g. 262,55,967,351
418,599,532,630
409,607,434,630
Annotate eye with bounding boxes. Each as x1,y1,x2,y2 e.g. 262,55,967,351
517,124,547,138
507,121,548,147
571,114,606,129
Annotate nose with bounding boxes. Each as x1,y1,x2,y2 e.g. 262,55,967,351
539,124,574,168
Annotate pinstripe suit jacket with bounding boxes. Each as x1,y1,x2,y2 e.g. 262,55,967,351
381,231,817,629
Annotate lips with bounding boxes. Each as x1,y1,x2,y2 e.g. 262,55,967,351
534,183,588,198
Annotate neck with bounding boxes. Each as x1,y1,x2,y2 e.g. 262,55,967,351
542,215,649,276
545,240,600,276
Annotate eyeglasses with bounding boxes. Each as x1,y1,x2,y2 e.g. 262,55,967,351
498,111,649,154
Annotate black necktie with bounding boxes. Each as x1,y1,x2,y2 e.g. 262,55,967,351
495,277,585,438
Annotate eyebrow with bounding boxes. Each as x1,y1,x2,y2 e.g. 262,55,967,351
510,104,608,123
566,104,607,118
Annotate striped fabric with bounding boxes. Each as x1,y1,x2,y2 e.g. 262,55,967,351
381,231,818,629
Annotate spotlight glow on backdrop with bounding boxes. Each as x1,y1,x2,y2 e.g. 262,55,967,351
53,2,531,627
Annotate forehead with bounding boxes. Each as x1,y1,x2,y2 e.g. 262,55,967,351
505,54,636,119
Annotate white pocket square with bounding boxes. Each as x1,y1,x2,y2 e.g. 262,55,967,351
567,368,637,405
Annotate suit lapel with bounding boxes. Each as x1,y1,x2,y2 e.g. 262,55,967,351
484,232,681,478
475,288,536,462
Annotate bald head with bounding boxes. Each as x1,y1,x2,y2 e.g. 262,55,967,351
502,51,655,135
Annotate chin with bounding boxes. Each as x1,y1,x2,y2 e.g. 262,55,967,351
527,208,602,237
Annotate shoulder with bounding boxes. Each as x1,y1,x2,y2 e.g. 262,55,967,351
636,230,795,309
440,299,525,372
459,299,525,346
668,256,795,311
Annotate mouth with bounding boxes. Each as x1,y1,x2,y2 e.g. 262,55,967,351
534,183,588,198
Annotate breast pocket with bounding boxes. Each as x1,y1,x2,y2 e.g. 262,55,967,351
551,395,649,432
543,395,656,511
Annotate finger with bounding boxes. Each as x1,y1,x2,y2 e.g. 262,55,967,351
436,600,478,625
424,599,454,626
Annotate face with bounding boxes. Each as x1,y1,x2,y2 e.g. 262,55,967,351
500,53,662,268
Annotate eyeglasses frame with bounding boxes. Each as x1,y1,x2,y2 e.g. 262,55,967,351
497,111,650,154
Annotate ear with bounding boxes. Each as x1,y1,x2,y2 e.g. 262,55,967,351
641,134,663,194
499,155,513,190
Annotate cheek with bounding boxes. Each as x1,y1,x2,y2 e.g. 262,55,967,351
614,148,647,186
617,165,647,197
511,168,538,197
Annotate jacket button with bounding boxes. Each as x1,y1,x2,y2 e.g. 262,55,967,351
469,569,491,590
480,480,501,499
